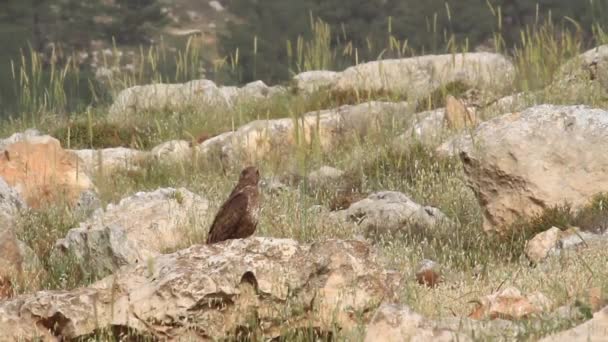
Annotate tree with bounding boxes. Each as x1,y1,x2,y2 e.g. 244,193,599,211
219,0,608,85
103,0,169,44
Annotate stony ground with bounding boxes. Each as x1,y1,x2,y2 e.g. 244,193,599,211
0,46,608,341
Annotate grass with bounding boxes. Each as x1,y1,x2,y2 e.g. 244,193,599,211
3,5,608,341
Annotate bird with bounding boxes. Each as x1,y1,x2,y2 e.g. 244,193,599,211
206,166,261,244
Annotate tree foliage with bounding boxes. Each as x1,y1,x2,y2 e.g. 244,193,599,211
219,0,608,84
0,0,167,52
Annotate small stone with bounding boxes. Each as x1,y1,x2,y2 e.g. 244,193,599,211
415,259,442,288
469,287,552,320
307,166,345,190
524,227,562,264
365,303,466,342
444,95,478,130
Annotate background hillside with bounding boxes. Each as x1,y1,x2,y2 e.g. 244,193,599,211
1,0,607,116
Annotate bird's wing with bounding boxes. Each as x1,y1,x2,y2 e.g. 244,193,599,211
207,191,249,244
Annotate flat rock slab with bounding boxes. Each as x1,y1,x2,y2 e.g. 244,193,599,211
0,238,398,341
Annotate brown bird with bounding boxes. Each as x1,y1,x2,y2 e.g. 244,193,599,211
206,166,261,244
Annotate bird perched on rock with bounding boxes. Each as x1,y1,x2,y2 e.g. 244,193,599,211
207,166,261,244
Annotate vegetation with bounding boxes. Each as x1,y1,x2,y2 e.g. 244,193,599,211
2,1,608,340
221,0,608,83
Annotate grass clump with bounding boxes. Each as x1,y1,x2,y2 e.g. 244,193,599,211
52,120,157,149
415,81,472,112
14,205,95,292
573,192,608,233
517,192,608,236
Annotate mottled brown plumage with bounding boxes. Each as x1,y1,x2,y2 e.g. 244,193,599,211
207,166,261,244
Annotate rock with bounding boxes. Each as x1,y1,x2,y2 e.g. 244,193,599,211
0,277,12,300
54,187,209,275
209,0,224,12
540,305,608,342
332,52,514,99
0,238,398,340
525,227,604,264
0,129,41,150
73,189,102,219
397,108,448,147
150,140,192,164
71,147,149,174
445,105,608,233
109,79,223,118
525,227,563,264
109,79,284,119
587,287,607,313
482,92,536,117
308,204,329,215
469,287,553,320
364,304,466,342
0,177,30,299
0,135,94,208
553,45,608,95
0,176,25,227
0,226,21,300
260,176,288,195
556,228,604,250
396,102,478,149
444,95,478,130
332,191,449,237
198,101,411,165
415,259,442,288
16,240,41,275
293,70,339,94
307,166,345,190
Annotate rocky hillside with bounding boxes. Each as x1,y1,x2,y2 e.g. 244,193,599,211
1,46,608,340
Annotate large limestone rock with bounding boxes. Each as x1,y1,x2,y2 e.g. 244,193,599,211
395,100,478,149
540,305,608,342
444,105,608,233
0,129,41,150
0,227,22,300
54,187,209,275
0,135,94,208
365,304,466,342
553,45,608,95
332,191,450,237
0,238,399,340
396,108,449,147
293,70,339,94
0,176,25,227
444,95,478,130
332,52,514,99
198,101,411,165
150,139,192,164
108,79,284,119
71,147,149,174
0,177,26,299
